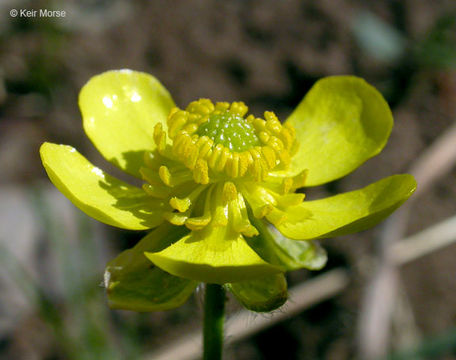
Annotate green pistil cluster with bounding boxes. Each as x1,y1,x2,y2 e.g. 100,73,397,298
197,111,260,152
153,99,298,184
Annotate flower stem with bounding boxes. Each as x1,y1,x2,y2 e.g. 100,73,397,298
203,283,226,360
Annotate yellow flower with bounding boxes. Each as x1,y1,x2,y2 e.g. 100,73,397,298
40,70,416,312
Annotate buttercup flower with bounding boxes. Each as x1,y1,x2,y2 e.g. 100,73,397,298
40,70,416,312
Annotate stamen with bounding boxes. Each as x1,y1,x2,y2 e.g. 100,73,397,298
222,182,238,202
159,99,298,182
212,184,229,226
185,186,214,230
164,211,189,226
159,166,171,186
193,159,209,184
229,192,259,237
169,197,191,213
169,185,207,213
153,122,167,154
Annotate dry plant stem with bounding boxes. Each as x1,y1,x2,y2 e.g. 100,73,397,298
357,121,456,360
203,283,225,360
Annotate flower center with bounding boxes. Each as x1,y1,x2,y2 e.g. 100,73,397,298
196,111,260,151
152,99,299,184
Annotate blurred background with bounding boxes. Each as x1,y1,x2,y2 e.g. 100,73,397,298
1,0,456,359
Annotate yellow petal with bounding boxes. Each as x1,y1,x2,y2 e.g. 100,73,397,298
275,174,416,239
285,76,393,186
40,142,164,230
145,226,283,284
80,70,174,178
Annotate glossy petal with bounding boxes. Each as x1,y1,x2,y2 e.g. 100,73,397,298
227,274,288,312
79,70,175,178
285,76,393,186
105,224,197,311
274,174,416,239
146,226,284,284
247,218,327,271
40,142,164,230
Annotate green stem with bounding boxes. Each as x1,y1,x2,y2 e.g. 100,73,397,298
203,283,226,360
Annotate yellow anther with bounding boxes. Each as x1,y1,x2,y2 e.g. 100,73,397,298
167,106,179,119
188,113,200,122
214,102,230,113
185,143,199,170
153,123,166,153
208,143,224,169
226,153,240,178
222,182,238,202
182,139,197,163
284,122,296,138
193,159,209,184
251,158,263,181
249,147,262,161
248,147,267,180
267,136,284,152
261,146,277,169
183,122,199,134
197,98,215,114
173,133,192,157
245,114,255,123
195,135,209,149
216,147,231,172
158,166,172,186
164,211,188,226
168,114,188,138
194,136,212,159
172,132,188,152
265,112,281,134
229,101,248,117
238,152,252,177
279,128,294,149
252,118,266,131
186,100,201,113
264,111,279,122
169,197,192,213
164,99,298,182
259,131,270,144
185,215,211,231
